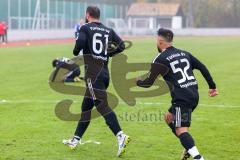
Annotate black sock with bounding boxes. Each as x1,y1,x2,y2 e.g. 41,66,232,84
194,155,202,159
74,120,90,138
74,106,92,138
179,133,203,159
179,132,195,150
103,112,122,135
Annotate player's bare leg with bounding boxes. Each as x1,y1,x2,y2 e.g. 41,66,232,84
165,112,177,136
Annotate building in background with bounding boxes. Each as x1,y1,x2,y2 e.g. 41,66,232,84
127,2,185,34
0,0,134,30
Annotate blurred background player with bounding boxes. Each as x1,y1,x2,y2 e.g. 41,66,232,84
0,22,4,44
63,6,130,157
136,28,218,160
0,21,8,44
2,22,8,43
74,19,84,55
52,57,82,82
74,19,84,39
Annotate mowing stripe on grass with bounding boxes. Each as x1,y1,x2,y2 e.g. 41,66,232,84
1,99,239,108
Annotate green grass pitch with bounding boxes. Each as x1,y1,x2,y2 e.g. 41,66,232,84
0,37,240,160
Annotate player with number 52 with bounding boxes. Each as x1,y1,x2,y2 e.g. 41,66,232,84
136,28,218,160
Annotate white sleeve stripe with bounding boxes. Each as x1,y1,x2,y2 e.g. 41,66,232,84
152,53,161,63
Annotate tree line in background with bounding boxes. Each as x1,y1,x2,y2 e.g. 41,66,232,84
137,0,240,28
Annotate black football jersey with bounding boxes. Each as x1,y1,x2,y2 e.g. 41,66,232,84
155,47,199,106
137,46,216,107
73,22,125,80
73,22,124,66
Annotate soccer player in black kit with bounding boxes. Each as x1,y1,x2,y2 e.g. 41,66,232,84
52,57,82,82
63,6,130,157
136,28,218,160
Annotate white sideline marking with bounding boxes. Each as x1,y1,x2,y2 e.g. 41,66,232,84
124,101,240,108
0,99,7,103
79,140,101,145
0,99,239,108
62,139,101,145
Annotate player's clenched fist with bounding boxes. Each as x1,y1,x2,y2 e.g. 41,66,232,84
209,89,218,97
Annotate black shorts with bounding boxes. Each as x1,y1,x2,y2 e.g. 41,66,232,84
84,67,110,101
85,77,109,100
168,104,197,127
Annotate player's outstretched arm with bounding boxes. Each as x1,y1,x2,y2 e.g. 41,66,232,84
136,63,167,88
190,54,218,97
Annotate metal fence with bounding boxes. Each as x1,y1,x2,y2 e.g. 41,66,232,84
0,0,129,30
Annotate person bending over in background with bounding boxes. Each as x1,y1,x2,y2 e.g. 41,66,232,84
52,57,82,82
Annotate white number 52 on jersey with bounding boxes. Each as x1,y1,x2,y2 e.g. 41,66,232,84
170,58,195,84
